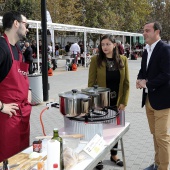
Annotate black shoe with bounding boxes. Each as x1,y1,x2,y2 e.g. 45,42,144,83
96,161,103,169
110,156,123,167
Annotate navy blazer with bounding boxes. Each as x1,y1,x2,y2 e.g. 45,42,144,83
138,40,170,110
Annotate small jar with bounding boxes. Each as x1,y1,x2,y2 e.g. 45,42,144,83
33,140,42,153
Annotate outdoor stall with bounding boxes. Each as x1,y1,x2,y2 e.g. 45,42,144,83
0,16,138,169
0,87,130,170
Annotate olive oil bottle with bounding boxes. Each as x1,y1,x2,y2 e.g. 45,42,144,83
51,128,64,170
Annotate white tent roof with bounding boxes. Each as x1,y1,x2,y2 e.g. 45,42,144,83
0,16,143,37
0,16,143,72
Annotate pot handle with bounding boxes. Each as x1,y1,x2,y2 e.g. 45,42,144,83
72,89,78,94
93,85,98,89
82,97,91,102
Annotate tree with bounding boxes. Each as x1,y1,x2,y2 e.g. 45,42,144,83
0,0,154,44
1,0,39,19
47,0,82,25
79,0,151,47
148,0,170,41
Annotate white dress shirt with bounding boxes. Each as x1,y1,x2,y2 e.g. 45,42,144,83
145,39,160,93
145,39,160,69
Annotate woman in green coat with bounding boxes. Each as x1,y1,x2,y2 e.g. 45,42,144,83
88,34,130,169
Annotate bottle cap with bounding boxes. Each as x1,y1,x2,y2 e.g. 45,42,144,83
53,163,58,168
53,128,58,131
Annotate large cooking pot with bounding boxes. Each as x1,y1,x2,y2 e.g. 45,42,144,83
81,85,110,110
59,89,91,117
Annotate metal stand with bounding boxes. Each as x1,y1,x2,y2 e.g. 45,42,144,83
113,137,126,170
120,138,126,170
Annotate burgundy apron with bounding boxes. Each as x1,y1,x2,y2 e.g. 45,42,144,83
0,34,32,162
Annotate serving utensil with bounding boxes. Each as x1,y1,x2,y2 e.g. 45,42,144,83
35,134,84,140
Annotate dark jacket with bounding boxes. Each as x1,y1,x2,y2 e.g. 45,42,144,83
88,55,130,106
24,46,33,62
137,40,170,110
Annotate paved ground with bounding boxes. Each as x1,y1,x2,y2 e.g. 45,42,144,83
29,58,157,170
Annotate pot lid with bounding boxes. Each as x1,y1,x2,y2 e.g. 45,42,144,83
59,89,90,99
81,85,110,94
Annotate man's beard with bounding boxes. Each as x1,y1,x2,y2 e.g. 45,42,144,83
17,29,27,41
18,33,27,41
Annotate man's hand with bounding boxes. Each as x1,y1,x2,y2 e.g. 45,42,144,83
1,103,19,117
136,79,142,89
139,79,147,88
136,79,147,89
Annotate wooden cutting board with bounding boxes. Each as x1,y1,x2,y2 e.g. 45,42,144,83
0,153,45,169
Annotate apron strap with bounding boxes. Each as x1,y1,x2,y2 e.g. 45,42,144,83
3,34,22,62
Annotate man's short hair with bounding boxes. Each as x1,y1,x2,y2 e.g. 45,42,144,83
145,21,162,35
153,21,162,35
2,11,22,31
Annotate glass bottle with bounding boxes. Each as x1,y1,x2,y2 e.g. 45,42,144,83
3,159,9,170
51,128,64,170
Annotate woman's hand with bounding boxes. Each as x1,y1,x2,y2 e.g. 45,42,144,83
1,103,19,117
118,104,126,111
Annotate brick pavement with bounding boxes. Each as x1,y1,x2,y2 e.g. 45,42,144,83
30,58,156,170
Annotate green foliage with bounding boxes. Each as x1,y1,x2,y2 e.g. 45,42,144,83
0,0,39,19
1,0,170,40
0,0,151,32
149,0,170,41
47,0,82,25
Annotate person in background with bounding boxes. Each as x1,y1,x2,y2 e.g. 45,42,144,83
88,34,129,169
121,41,125,49
65,41,70,56
55,43,59,56
0,11,32,162
31,39,37,58
69,42,80,64
70,42,80,56
79,43,84,66
23,41,33,74
116,40,124,55
136,21,170,170
125,42,130,59
47,42,52,56
39,40,42,55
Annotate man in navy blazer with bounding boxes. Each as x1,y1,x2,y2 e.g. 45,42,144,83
136,22,170,170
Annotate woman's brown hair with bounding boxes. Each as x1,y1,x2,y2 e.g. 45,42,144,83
97,34,124,69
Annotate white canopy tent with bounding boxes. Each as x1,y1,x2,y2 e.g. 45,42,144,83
0,16,143,71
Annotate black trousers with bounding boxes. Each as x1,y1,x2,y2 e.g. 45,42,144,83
110,100,118,156
110,142,118,156
81,57,85,66
28,61,33,74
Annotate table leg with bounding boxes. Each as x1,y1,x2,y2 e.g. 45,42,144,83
120,138,126,170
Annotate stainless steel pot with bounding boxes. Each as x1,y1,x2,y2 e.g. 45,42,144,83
81,85,110,110
59,89,91,117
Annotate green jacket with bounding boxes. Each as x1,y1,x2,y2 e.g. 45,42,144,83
88,55,130,106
